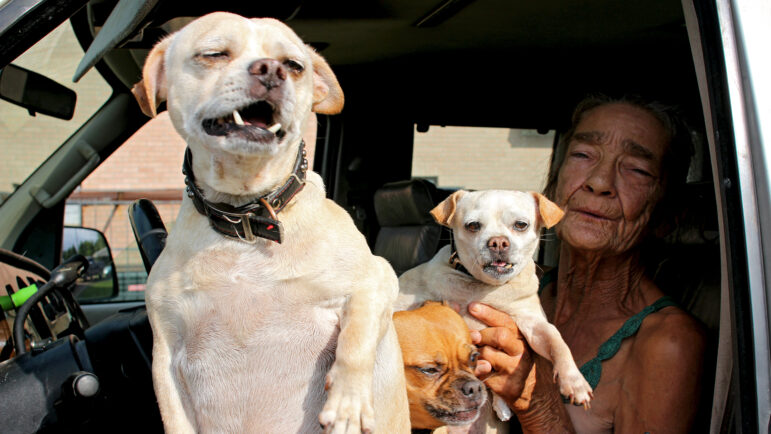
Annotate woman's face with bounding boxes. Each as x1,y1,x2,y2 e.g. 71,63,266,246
555,103,669,255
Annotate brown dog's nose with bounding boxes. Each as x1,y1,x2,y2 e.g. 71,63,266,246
248,59,286,90
487,236,510,253
461,380,484,399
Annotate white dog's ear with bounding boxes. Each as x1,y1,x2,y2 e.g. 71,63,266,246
431,190,466,227
308,48,344,115
131,37,172,117
532,192,564,229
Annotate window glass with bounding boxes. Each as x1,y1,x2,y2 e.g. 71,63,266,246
66,112,185,302
0,21,111,198
412,125,554,191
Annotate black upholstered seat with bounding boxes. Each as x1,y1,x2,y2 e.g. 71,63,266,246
373,179,450,276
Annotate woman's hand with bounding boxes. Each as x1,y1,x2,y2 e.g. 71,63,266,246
468,302,536,410
469,302,576,433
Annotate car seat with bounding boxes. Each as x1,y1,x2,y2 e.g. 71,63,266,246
648,181,720,433
372,179,451,276
128,199,168,273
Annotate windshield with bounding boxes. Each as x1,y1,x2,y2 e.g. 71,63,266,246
0,20,111,201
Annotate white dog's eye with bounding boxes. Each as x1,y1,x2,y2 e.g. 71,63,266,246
513,220,529,231
283,59,304,72
197,51,229,60
465,221,481,232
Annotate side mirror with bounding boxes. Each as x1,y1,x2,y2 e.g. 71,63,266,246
62,226,119,301
0,64,76,120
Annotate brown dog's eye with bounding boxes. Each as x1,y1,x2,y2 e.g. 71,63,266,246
469,351,479,364
468,351,480,369
416,366,441,376
465,221,481,232
513,220,529,232
283,59,304,73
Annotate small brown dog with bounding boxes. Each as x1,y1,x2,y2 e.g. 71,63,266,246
394,302,487,430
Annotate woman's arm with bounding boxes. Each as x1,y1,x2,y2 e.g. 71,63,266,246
614,309,706,433
469,303,575,433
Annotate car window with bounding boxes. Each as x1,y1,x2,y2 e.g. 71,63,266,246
411,125,555,191
0,21,111,200
66,112,184,302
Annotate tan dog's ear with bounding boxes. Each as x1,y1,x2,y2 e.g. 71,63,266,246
532,192,564,229
131,37,172,117
430,190,466,227
308,48,344,114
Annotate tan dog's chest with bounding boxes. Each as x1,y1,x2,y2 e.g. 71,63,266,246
147,194,393,431
169,284,343,427
169,273,345,358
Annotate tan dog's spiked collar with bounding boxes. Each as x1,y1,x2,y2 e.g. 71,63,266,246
182,142,308,244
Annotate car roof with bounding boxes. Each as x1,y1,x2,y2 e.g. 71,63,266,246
0,0,701,130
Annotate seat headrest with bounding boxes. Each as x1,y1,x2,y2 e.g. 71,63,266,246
374,179,440,226
661,182,718,245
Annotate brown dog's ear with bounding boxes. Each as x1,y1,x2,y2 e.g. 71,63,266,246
131,37,172,117
308,48,344,115
532,192,564,229
430,190,466,227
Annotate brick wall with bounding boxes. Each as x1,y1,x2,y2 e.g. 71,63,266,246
80,113,187,192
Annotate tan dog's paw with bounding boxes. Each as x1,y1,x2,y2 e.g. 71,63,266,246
319,367,375,434
553,362,594,409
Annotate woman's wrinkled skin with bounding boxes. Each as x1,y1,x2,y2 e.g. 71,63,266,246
555,103,668,256
469,102,706,433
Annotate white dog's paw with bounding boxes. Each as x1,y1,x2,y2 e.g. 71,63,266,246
553,362,594,409
492,393,512,421
319,368,375,434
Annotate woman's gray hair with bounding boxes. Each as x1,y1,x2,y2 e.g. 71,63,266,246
543,94,695,234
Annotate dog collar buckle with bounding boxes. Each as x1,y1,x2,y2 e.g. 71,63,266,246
244,212,283,244
221,213,257,244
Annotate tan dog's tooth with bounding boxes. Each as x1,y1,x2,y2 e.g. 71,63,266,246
267,122,282,133
233,110,244,126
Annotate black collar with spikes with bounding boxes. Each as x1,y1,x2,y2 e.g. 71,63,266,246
182,142,308,244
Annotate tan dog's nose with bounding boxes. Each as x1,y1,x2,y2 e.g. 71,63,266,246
487,236,509,253
460,379,484,400
248,59,287,90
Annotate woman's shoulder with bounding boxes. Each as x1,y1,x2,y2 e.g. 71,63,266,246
633,301,707,365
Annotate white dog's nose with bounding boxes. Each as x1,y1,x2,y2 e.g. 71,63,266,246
487,236,509,253
248,59,286,90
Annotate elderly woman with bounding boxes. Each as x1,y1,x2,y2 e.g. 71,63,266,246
469,95,706,433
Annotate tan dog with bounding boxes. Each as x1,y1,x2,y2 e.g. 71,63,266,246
395,190,593,431
133,12,409,433
393,302,486,430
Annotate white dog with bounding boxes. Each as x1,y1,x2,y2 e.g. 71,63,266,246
132,12,409,433
395,190,592,432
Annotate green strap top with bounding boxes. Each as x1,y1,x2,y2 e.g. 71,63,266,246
539,269,678,401
577,295,677,391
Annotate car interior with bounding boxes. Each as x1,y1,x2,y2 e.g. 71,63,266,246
0,0,756,432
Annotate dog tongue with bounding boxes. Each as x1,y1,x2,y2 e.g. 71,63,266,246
492,261,507,267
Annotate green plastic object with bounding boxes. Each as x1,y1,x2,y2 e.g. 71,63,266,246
0,283,39,311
